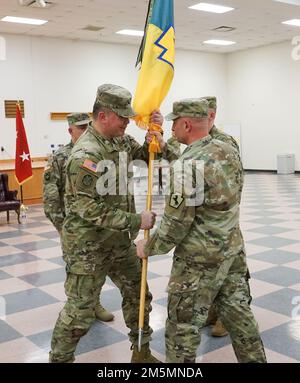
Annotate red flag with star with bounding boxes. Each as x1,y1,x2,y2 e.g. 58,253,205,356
15,103,33,185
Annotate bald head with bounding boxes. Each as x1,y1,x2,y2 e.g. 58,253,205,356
172,116,209,145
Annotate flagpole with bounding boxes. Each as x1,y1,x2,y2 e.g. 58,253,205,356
134,0,175,351
20,185,24,204
15,99,33,217
16,101,23,206
138,150,155,351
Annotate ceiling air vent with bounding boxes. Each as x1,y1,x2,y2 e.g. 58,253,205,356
212,26,236,32
82,25,104,32
19,0,53,8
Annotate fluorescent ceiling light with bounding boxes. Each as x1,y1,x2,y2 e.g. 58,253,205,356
189,2,234,13
116,29,144,37
273,0,300,6
1,16,48,25
203,39,236,46
282,19,300,26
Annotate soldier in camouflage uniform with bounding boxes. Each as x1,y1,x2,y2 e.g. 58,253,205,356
136,99,266,363
43,113,114,323
49,84,174,363
204,96,241,156
201,96,247,337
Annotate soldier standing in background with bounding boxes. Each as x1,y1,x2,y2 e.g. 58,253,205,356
202,96,247,337
43,113,114,323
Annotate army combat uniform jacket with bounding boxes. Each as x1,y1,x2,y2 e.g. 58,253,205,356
63,125,175,275
144,135,244,265
43,142,73,232
144,135,266,363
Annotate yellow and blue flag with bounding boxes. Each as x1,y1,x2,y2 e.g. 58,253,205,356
133,0,175,137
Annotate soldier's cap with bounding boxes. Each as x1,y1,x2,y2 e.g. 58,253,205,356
165,98,209,121
200,96,217,110
95,83,136,118
67,113,91,127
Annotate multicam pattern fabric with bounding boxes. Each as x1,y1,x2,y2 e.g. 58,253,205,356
200,96,217,110
95,84,136,118
166,136,181,158
43,142,73,232
144,135,266,363
49,124,178,363
165,98,209,121
67,113,90,126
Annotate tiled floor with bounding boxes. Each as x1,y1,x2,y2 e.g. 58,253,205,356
0,172,300,363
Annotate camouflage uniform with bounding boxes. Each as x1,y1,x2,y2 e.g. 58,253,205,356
43,113,91,231
144,99,266,363
43,142,73,232
166,136,181,158
202,96,243,200
49,85,175,363
203,97,249,333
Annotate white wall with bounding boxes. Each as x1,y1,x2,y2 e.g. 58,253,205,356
0,33,227,159
1,34,299,171
227,41,300,171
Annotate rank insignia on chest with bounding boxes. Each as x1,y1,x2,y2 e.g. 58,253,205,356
169,193,184,209
82,159,98,173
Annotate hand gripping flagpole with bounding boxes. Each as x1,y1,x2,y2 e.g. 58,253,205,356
138,124,162,351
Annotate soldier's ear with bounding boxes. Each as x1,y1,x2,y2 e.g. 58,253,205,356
209,110,216,121
184,119,192,132
97,110,107,123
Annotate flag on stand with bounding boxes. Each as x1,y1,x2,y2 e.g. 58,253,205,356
133,0,175,152
15,103,33,185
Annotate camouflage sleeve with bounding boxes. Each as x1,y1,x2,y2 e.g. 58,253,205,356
230,137,241,155
144,163,196,256
68,157,141,233
162,137,181,162
43,156,65,232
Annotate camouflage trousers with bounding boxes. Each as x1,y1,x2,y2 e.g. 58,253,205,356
165,255,266,363
208,247,252,323
49,243,153,363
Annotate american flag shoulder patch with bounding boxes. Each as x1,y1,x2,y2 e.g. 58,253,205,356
82,159,98,173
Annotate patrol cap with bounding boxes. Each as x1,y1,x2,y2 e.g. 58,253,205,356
95,83,136,118
165,98,209,121
67,113,91,127
200,96,217,110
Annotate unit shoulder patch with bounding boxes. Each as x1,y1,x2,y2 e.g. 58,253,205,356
169,193,184,209
82,174,94,187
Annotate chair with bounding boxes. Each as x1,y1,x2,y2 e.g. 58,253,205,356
0,173,21,224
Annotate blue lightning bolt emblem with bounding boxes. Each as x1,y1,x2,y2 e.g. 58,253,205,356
154,26,175,69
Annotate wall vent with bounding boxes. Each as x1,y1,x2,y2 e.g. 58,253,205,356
5,100,25,118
